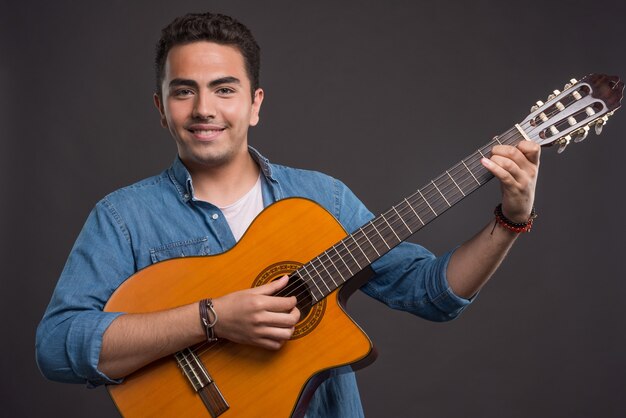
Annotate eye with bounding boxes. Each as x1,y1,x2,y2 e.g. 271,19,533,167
216,87,235,95
173,88,194,97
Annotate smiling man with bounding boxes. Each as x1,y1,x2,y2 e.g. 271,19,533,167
36,12,540,417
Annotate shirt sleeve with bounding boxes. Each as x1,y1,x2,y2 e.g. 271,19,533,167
332,178,473,322
35,198,134,387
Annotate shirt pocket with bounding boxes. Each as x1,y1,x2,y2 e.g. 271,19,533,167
149,236,210,264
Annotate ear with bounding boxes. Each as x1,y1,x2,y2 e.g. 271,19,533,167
153,93,168,128
249,88,264,127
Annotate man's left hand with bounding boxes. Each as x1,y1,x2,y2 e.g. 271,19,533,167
481,141,541,223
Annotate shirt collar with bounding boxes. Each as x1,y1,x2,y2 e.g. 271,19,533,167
167,146,276,203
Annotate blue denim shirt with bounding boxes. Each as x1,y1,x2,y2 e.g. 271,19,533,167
36,147,472,417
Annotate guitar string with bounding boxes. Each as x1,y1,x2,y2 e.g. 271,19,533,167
273,127,521,302
192,95,594,358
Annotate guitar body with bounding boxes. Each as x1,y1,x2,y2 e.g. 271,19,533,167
104,198,374,417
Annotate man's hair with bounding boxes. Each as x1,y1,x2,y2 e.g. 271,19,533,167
155,12,260,98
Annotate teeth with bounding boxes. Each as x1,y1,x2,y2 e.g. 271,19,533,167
193,129,222,134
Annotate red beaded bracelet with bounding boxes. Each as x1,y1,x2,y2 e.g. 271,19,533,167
493,203,537,233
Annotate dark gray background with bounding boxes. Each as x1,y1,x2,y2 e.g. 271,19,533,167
2,1,625,417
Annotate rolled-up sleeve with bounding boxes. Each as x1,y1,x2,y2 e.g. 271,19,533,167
36,198,133,386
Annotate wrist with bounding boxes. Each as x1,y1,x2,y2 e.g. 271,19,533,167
493,203,537,233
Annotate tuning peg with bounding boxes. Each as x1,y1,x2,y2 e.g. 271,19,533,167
564,78,578,90
595,121,603,135
563,79,578,90
547,89,561,101
595,116,609,135
557,135,571,154
531,100,545,112
574,126,589,143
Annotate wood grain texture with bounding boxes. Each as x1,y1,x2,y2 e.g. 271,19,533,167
104,198,374,417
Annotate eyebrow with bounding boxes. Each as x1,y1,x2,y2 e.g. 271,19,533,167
168,76,241,90
209,76,241,88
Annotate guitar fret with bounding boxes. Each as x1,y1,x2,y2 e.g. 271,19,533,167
350,234,371,264
341,240,362,270
370,220,391,249
477,149,486,158
381,213,401,242
418,189,437,216
361,226,381,257
446,171,465,196
309,262,331,292
324,249,346,282
298,266,321,302
319,252,339,287
404,198,425,226
462,160,481,185
392,206,412,234
334,244,354,276
431,180,451,207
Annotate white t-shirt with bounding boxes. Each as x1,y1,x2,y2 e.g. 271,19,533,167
218,175,264,241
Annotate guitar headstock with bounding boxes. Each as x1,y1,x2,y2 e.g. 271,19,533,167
519,74,624,153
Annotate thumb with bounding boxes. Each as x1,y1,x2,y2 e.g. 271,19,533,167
252,275,290,295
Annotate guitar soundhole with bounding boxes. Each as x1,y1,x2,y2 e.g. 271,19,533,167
253,261,327,339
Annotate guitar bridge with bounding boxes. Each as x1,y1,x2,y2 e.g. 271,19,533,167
175,348,229,417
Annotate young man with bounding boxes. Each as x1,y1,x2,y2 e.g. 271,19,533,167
36,12,540,417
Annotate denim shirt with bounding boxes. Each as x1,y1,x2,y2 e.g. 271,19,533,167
36,147,472,417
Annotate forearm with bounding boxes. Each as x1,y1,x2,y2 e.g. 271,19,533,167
99,303,205,379
446,220,519,298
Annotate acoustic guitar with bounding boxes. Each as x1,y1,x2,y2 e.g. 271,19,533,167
105,74,623,417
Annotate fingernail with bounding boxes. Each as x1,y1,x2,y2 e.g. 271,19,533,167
481,158,491,166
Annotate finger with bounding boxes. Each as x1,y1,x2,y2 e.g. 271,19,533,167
481,157,517,185
492,143,539,171
516,140,541,166
251,275,290,295
489,154,524,183
254,327,295,350
256,337,289,351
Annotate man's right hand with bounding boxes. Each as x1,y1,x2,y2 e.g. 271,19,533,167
212,276,300,350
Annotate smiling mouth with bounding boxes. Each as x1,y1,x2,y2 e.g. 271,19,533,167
187,127,226,140
189,128,224,135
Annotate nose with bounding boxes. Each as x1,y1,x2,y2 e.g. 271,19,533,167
192,91,216,120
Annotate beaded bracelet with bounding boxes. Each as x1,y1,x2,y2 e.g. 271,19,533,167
493,203,537,233
199,298,219,343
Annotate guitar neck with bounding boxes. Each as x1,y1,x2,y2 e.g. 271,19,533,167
292,125,527,303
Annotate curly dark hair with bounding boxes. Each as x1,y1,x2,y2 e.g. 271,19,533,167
155,12,260,98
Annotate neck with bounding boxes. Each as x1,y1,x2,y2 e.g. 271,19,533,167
184,150,260,207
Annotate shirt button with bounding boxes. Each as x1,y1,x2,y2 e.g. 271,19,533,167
211,213,219,220
183,193,190,200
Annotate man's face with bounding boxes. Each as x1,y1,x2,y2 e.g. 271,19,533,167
154,41,263,171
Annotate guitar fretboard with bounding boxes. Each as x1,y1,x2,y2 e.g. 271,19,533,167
290,125,525,303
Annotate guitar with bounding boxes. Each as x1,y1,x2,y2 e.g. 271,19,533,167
104,74,623,417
